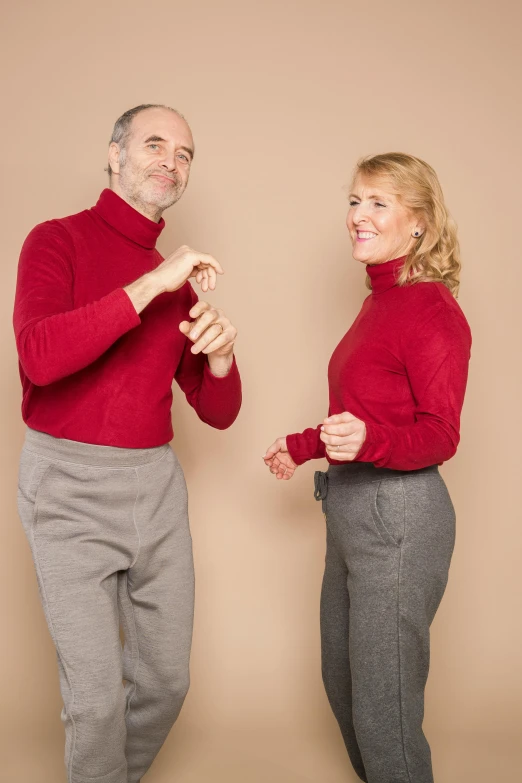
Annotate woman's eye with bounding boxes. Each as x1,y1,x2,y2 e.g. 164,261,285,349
349,200,359,207
375,202,386,208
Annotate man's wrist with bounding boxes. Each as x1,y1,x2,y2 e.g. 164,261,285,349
124,272,165,314
207,352,234,377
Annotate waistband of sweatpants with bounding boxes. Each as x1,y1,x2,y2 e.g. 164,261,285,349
325,461,439,486
23,428,170,468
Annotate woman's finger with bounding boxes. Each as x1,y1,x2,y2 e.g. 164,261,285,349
321,423,359,437
320,432,352,446
263,439,284,460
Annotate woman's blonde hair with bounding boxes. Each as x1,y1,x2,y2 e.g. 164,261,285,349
354,152,461,296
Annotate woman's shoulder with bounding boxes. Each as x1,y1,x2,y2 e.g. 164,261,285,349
404,281,471,340
405,280,464,312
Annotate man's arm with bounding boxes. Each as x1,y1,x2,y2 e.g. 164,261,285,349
14,222,224,386
13,221,142,386
174,291,241,429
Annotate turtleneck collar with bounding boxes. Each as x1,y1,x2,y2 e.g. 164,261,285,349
366,256,406,294
92,189,165,249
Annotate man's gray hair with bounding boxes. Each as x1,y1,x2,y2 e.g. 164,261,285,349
106,104,186,177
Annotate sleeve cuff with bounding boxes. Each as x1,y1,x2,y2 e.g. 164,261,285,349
355,421,391,466
117,287,143,329
286,433,308,466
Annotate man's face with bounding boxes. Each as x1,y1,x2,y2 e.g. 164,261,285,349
109,108,194,216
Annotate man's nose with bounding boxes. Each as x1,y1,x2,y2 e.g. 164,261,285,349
159,152,177,172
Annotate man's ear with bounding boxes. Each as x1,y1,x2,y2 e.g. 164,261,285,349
108,142,122,175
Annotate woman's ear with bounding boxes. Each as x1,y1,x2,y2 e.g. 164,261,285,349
412,219,426,238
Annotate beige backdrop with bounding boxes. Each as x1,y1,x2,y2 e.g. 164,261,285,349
1,1,521,781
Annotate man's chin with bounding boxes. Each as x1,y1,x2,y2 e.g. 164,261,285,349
145,186,184,211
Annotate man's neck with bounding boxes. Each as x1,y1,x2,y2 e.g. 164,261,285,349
110,184,163,224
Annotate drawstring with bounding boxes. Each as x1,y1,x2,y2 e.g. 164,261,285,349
314,470,328,513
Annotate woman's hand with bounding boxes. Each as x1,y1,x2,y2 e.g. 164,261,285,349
263,437,298,480
320,412,366,461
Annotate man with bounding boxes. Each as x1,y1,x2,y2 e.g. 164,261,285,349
14,104,241,783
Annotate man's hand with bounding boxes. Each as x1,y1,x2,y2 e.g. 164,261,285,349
152,245,224,294
124,245,223,314
320,412,366,461
263,437,298,480
179,301,237,377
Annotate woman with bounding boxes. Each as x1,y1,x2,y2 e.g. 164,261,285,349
263,153,471,783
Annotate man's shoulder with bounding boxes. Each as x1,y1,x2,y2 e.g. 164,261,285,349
26,204,95,245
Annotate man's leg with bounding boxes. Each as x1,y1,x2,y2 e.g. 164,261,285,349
119,447,195,783
17,446,141,783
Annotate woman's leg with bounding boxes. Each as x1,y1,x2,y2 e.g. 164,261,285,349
325,468,455,783
321,526,368,782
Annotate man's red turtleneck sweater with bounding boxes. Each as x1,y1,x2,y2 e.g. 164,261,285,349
286,258,471,471
13,189,242,447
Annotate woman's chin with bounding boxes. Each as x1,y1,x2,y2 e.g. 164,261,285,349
352,246,375,264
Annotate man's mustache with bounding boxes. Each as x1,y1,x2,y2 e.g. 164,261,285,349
149,171,180,185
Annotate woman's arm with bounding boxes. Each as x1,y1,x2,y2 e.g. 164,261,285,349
322,301,472,470
286,425,326,465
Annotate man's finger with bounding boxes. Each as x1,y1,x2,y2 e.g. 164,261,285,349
189,300,212,319
188,310,220,341
201,332,233,355
191,328,230,355
189,252,224,276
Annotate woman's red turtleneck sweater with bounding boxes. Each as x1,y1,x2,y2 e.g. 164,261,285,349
286,258,471,471
13,189,242,448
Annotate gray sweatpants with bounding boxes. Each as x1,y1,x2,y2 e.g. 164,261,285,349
17,428,195,783
316,462,455,783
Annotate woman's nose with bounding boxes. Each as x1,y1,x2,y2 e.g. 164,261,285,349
352,203,368,223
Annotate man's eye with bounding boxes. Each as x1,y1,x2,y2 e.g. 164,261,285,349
148,144,159,150
178,154,188,162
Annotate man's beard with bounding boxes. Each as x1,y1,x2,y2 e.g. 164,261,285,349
118,156,186,216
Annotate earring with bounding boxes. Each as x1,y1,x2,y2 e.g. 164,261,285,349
413,230,421,237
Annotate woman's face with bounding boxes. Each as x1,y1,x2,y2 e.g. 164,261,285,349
347,175,423,265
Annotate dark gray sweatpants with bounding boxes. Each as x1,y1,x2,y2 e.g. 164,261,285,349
17,428,195,783
316,463,455,783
